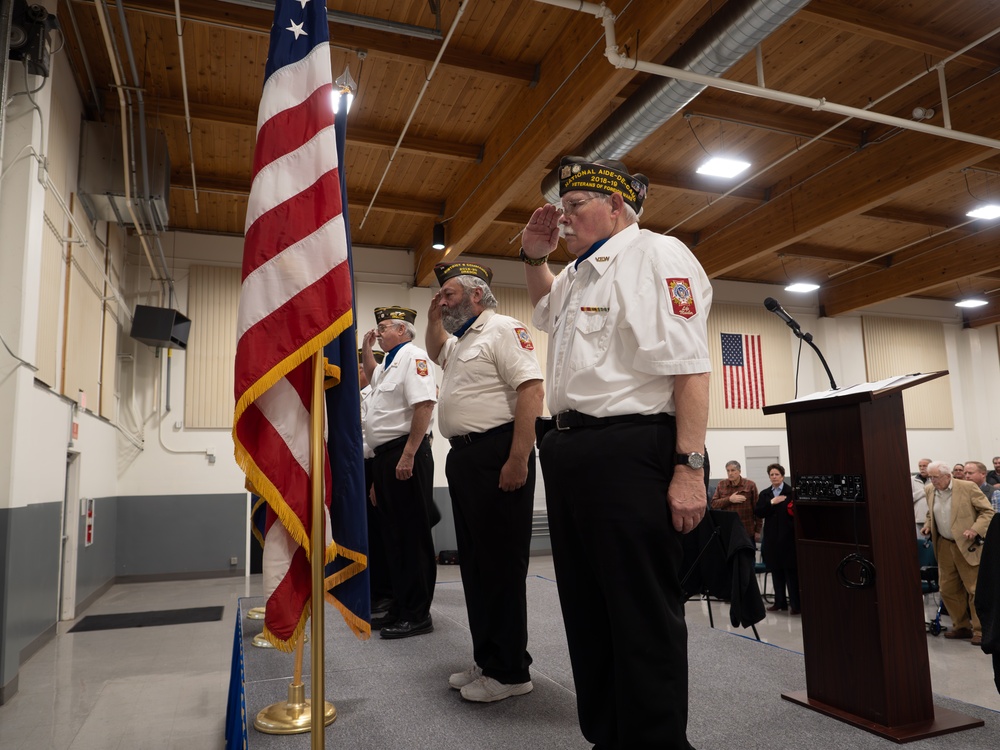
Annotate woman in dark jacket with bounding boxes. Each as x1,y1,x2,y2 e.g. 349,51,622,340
755,463,800,614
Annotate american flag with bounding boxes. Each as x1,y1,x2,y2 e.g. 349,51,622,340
721,332,766,409
233,0,366,650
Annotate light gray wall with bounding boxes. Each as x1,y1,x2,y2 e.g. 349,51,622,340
115,493,247,578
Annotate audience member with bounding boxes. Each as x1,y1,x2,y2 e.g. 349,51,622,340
986,457,1000,489
710,460,761,543
912,474,928,537
952,463,966,481
755,464,800,614
921,461,995,646
965,461,992,499
914,458,931,481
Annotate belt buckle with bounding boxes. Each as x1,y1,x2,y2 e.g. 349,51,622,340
556,412,570,431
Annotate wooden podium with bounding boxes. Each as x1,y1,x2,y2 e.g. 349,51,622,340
762,372,984,742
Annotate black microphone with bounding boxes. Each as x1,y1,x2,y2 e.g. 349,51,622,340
764,297,801,331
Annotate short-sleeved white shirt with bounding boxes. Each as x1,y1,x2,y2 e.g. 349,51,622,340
363,341,437,450
360,385,374,459
435,308,543,439
532,223,712,417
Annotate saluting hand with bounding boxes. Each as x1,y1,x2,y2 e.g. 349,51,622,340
362,329,377,350
521,204,561,259
428,292,443,325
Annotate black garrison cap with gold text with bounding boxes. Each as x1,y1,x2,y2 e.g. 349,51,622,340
557,155,649,213
374,306,417,324
433,261,494,287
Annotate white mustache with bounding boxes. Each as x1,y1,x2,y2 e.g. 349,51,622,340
559,225,572,239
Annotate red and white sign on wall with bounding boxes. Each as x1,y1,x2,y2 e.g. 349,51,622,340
85,498,94,547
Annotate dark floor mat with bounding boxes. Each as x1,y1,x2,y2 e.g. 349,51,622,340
68,606,224,632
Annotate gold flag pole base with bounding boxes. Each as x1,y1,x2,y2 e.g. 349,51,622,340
252,631,307,649
253,681,337,735
246,607,266,620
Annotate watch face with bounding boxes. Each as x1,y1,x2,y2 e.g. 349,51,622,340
687,453,705,469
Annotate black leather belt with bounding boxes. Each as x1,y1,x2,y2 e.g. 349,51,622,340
373,434,427,456
449,421,514,450
553,410,675,431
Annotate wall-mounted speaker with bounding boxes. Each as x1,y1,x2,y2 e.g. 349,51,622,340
6,0,58,78
130,305,191,350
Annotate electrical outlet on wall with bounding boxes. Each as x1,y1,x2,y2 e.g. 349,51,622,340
230,556,238,565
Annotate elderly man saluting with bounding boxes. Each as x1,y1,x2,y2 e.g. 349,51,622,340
425,261,544,703
520,156,712,750
922,460,995,646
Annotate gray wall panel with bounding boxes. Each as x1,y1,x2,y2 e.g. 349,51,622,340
75,496,117,606
116,493,246,576
0,504,60,690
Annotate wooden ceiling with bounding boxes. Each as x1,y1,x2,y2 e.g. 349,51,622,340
58,0,1000,326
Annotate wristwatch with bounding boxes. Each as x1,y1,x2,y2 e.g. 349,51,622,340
519,247,549,266
675,452,705,470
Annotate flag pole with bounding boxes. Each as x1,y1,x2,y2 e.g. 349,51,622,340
310,349,330,747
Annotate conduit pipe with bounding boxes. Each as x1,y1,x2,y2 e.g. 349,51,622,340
93,0,163,286
173,0,199,213
359,0,467,229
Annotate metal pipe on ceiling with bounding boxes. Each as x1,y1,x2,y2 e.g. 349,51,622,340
536,0,812,201
359,0,468,230
173,0,198,215
214,0,444,40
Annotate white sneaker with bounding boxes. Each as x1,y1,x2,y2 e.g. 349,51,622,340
448,664,482,689
459,675,533,703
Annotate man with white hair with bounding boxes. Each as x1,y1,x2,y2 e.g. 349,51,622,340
362,307,438,639
921,460,995,646
426,261,544,703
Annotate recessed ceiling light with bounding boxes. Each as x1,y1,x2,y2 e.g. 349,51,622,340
695,157,750,179
955,298,988,308
785,282,820,293
966,204,1000,220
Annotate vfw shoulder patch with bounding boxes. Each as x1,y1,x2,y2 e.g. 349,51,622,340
514,327,534,350
665,278,697,319
415,359,429,376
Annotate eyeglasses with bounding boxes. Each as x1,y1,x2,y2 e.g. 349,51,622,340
376,323,397,333
555,196,602,217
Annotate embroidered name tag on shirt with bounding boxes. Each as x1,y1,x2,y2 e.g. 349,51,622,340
580,306,610,313
415,359,429,376
594,256,609,262
514,328,535,350
665,278,697,319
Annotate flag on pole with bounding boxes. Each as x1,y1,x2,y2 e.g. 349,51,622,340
320,90,370,638
233,0,364,651
721,332,766,409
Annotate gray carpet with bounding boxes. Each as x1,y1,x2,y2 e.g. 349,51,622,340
239,576,999,749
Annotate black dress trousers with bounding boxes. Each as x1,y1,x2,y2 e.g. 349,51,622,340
371,436,436,622
539,419,694,750
446,430,534,684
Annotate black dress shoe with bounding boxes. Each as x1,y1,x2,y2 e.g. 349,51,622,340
370,612,398,631
380,616,433,639
766,604,787,612
371,597,394,616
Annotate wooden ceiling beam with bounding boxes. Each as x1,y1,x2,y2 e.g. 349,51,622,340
777,244,889,265
171,173,442,215
683,99,867,149
861,206,973,232
692,74,1000,282
800,0,1000,70
412,0,710,286
128,95,482,161
112,0,537,85
642,169,768,203
818,223,1000,316
961,308,1000,329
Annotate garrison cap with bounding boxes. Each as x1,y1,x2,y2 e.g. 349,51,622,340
557,155,649,213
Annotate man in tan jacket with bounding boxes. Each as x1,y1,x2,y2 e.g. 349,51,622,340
922,461,996,646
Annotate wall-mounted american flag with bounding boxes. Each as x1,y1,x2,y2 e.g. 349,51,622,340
721,332,766,409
